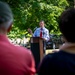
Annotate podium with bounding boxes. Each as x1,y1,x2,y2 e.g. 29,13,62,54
30,37,44,69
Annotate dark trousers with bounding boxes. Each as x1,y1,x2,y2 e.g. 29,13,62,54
43,41,46,54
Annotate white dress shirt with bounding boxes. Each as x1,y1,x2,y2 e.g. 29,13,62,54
33,27,50,41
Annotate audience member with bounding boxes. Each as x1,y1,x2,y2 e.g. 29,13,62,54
0,1,36,75
28,20,50,53
37,8,75,75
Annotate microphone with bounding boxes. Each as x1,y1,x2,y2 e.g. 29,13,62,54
34,27,37,31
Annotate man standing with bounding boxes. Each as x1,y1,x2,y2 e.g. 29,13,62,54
28,20,50,53
33,20,50,41
0,1,36,75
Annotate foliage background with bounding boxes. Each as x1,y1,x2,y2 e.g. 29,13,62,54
0,0,73,38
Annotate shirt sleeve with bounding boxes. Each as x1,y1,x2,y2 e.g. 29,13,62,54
43,29,50,41
33,28,40,37
33,29,37,37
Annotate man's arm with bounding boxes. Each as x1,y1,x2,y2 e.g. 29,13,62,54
46,29,50,41
28,28,33,36
43,29,50,41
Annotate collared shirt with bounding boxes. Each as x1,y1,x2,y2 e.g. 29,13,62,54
33,27,50,41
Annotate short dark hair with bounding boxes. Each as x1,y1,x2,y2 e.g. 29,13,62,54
59,8,75,43
39,20,44,22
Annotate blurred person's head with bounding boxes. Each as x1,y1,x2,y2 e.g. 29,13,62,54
39,20,45,28
0,1,13,34
59,8,75,43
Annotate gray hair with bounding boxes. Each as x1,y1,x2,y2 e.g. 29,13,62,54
0,20,13,29
0,1,13,29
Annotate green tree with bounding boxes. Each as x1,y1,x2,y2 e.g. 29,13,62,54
0,0,69,38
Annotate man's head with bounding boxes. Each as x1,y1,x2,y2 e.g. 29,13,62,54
0,1,13,33
59,8,75,43
39,20,45,28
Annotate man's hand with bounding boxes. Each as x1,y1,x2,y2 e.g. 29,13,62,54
28,28,33,35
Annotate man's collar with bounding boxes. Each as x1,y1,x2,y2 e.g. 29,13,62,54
40,27,45,29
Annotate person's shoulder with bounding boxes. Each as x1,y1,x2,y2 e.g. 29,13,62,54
43,52,56,59
43,51,63,61
44,27,49,31
36,27,40,30
34,27,40,31
14,45,32,55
